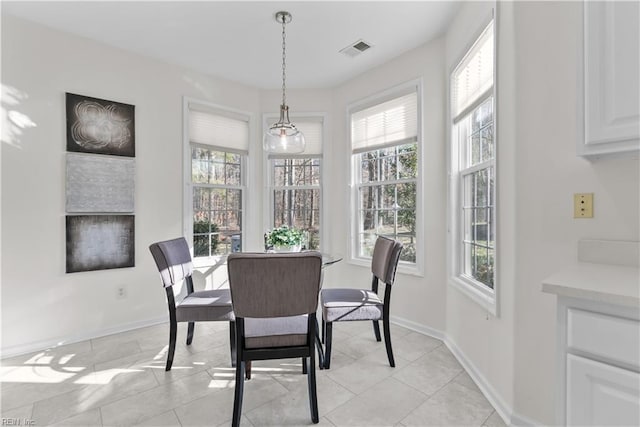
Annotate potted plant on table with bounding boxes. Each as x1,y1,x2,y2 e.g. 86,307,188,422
264,225,304,252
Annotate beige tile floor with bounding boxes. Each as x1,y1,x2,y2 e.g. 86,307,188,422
1,321,507,426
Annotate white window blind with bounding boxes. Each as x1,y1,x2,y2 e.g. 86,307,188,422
295,120,323,156
189,105,249,153
351,91,418,154
268,118,323,158
452,21,494,121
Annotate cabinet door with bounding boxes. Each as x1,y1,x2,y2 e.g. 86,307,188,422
581,1,640,157
567,354,640,426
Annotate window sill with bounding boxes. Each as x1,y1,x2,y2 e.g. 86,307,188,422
449,275,497,316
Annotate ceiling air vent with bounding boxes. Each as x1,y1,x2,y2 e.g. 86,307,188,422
340,39,373,58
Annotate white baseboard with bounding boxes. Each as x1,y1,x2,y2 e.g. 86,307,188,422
389,315,446,341
509,411,540,427
444,336,514,425
391,315,541,427
1,316,167,359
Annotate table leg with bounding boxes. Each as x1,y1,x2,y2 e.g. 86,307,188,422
315,318,324,370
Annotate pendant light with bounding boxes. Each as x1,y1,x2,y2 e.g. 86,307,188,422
263,11,305,154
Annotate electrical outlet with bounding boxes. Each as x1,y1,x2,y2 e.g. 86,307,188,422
116,286,127,299
574,193,594,218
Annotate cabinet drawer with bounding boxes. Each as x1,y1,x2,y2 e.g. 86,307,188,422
567,308,640,368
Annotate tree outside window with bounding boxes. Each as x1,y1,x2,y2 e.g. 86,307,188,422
459,98,494,288
357,143,417,263
272,157,321,249
192,147,243,257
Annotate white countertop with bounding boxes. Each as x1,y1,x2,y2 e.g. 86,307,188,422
542,262,640,307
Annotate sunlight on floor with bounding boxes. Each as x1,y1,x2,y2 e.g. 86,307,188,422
142,364,191,370
0,365,85,383
153,345,168,360
75,368,144,385
209,371,234,388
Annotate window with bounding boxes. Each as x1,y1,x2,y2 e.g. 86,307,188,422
185,100,248,259
267,117,323,249
350,85,420,266
450,20,496,308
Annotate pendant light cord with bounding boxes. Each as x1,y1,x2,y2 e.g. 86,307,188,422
281,15,287,107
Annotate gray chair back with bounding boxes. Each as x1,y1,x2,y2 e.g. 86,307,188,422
227,252,323,318
371,236,403,285
149,237,193,288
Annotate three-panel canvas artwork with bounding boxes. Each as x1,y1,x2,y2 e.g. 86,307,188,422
65,93,136,273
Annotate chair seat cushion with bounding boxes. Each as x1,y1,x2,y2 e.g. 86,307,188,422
244,315,308,349
321,288,383,323
175,289,235,322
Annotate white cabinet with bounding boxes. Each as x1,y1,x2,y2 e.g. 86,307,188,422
567,354,640,426
579,1,640,158
543,244,640,425
557,298,640,426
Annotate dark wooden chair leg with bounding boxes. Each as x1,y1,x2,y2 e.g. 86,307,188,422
321,319,325,344
307,340,319,423
229,321,237,368
382,316,395,367
186,321,195,345
232,361,245,427
245,361,252,380
166,319,177,371
324,322,333,369
372,320,381,342
302,358,308,374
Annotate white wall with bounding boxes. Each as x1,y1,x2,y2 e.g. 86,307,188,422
0,15,261,355
512,2,639,423
328,37,448,334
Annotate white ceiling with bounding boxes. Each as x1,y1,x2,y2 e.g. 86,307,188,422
2,1,461,89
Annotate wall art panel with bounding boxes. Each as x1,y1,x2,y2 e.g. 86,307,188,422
66,215,135,273
66,153,135,212
66,92,135,157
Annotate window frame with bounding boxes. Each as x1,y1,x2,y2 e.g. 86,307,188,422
448,15,499,315
347,80,424,276
262,113,327,251
183,97,250,267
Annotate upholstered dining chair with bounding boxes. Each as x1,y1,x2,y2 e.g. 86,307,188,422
149,237,235,371
321,236,403,369
227,252,323,427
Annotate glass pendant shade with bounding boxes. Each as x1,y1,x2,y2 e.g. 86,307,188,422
263,104,306,154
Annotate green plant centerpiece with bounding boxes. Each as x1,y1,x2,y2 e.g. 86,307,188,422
265,225,304,252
